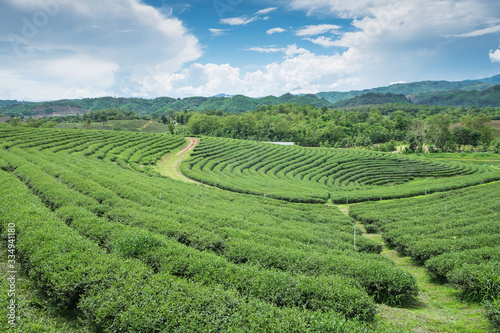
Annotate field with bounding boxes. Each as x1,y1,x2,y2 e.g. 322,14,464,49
181,137,500,203
0,126,499,332
350,183,500,300
0,126,412,332
56,119,174,133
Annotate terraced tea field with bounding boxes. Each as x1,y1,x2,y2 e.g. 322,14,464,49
181,137,500,203
0,126,409,332
351,182,500,302
1,126,498,332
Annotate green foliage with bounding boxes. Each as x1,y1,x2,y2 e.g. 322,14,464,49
333,93,411,107
485,299,500,332
351,182,500,302
413,84,500,108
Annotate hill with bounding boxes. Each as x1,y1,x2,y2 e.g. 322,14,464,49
0,94,331,118
333,93,411,108
317,74,500,103
2,74,500,118
411,84,500,107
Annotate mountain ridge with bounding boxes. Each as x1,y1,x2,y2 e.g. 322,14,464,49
1,74,499,118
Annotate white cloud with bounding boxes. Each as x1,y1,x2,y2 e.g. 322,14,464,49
256,7,278,15
304,36,337,47
158,46,361,98
452,24,500,38
247,46,283,53
220,7,277,25
209,28,229,37
0,0,201,100
490,49,500,63
296,24,341,36
220,16,259,26
246,45,310,57
267,27,286,35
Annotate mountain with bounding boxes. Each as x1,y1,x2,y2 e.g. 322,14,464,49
2,75,500,118
0,94,332,118
317,75,500,104
333,93,411,108
0,100,22,108
411,84,500,107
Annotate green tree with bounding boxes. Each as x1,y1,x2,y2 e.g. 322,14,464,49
27,117,44,128
168,123,175,135
407,119,426,152
426,113,452,148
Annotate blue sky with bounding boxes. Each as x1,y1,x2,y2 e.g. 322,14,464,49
1,0,500,100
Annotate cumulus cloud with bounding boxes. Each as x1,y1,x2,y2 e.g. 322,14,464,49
267,27,286,35
0,0,201,100
158,45,361,98
490,49,500,63
296,24,341,36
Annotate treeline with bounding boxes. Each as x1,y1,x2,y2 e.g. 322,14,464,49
5,103,500,153
186,103,500,153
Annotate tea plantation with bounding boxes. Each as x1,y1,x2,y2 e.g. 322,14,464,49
181,137,500,203
0,126,408,332
0,126,498,332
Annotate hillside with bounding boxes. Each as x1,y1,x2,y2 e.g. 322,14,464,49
2,74,500,118
411,84,500,107
333,93,411,108
0,94,331,118
317,74,500,103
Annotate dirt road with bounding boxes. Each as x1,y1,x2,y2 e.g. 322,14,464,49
156,137,201,184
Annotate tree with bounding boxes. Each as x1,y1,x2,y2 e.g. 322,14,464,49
9,117,24,126
460,112,494,145
407,119,426,152
27,117,44,128
167,123,175,135
426,113,452,148
97,114,108,126
452,126,480,146
160,115,169,124
367,109,382,125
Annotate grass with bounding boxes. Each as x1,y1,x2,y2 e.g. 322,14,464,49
341,206,494,333
155,138,201,184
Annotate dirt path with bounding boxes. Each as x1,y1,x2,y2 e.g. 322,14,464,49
140,120,153,130
176,137,198,155
156,137,201,184
334,204,489,332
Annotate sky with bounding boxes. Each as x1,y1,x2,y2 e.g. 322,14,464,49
1,0,500,101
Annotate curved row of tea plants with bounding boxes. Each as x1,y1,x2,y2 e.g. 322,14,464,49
0,126,186,177
181,137,500,203
350,182,500,303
